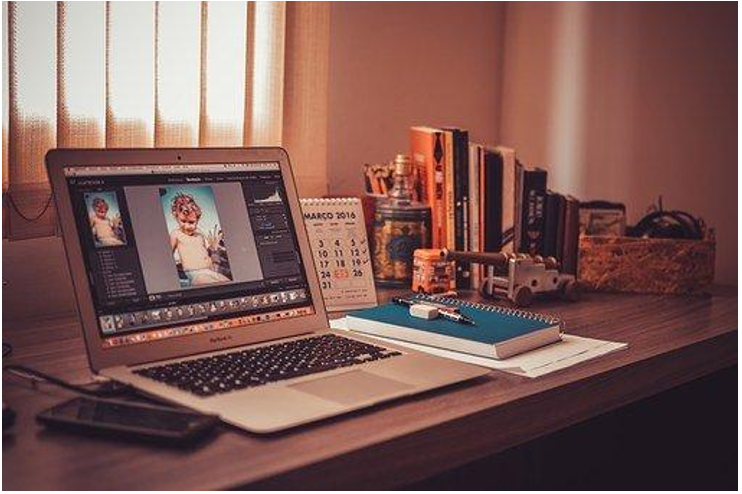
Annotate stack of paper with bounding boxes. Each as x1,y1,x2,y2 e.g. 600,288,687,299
330,317,627,378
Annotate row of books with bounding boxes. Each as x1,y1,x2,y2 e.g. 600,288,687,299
410,126,580,289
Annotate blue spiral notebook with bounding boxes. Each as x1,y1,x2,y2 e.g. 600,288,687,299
345,295,563,359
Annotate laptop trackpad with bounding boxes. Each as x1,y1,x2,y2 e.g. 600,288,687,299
289,370,414,406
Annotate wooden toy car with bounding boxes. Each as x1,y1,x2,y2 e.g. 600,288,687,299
479,255,580,307
441,250,581,307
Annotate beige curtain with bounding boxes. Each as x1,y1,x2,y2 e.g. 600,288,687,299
2,1,329,240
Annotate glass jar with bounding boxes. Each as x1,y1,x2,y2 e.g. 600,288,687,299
371,154,431,286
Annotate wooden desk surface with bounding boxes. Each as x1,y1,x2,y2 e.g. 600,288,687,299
2,288,737,489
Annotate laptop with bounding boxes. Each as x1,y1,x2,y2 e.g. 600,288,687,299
47,147,489,433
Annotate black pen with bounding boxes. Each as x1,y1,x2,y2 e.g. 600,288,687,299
391,297,476,326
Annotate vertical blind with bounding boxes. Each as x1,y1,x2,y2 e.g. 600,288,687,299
2,1,329,240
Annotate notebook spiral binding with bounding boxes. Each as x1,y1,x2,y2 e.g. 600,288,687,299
413,294,563,327
300,197,360,205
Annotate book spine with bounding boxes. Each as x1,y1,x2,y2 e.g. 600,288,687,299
561,195,581,275
459,132,470,253
410,128,433,241
433,132,446,249
410,128,446,248
519,168,547,256
468,144,481,289
410,131,430,205
443,130,456,251
452,130,464,253
554,193,567,262
460,131,470,286
452,130,470,287
496,147,517,253
542,191,562,258
483,149,503,252
513,160,524,252
478,146,485,261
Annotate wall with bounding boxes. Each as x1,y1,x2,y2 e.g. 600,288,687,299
499,2,738,283
3,2,737,322
327,1,505,194
2,2,507,322
3,237,77,320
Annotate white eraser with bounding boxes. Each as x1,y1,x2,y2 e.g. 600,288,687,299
409,304,439,320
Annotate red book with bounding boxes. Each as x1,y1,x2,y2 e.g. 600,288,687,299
410,126,446,248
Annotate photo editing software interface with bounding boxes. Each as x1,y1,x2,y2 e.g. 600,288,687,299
64,162,315,348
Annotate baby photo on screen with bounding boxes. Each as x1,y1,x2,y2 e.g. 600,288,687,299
160,185,233,287
85,192,127,247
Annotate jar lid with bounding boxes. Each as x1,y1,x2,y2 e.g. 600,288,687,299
393,154,413,176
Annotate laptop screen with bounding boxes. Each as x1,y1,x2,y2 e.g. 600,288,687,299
64,162,315,348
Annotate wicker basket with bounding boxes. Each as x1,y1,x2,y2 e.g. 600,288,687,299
578,235,715,295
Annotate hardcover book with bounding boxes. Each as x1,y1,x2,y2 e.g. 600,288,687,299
410,126,446,248
495,146,518,253
561,195,581,275
442,129,456,251
482,148,504,253
442,127,470,287
513,159,525,252
543,191,564,258
468,143,482,289
519,168,548,256
554,193,567,262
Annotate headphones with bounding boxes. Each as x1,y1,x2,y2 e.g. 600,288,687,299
627,209,705,240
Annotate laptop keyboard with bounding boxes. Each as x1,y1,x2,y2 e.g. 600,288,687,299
133,334,402,397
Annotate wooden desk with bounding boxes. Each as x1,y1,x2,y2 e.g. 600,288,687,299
2,288,737,489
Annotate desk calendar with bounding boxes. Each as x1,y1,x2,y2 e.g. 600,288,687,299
300,198,378,312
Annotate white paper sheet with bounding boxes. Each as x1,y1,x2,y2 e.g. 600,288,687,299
329,317,627,378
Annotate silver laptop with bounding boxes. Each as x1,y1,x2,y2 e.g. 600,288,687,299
47,147,488,433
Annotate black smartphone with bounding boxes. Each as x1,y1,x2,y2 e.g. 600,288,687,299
37,397,219,444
